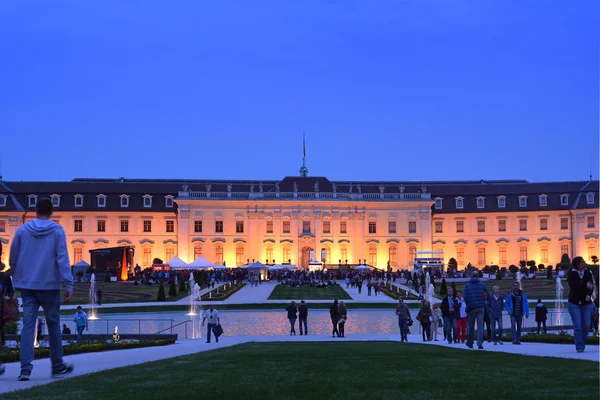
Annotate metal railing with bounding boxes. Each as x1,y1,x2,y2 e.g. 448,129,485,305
48,318,176,335
178,191,431,201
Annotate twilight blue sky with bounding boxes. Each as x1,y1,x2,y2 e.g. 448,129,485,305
1,1,598,183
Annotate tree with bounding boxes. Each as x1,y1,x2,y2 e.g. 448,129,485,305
547,265,553,279
157,283,166,301
508,265,519,274
168,281,177,297
76,271,84,282
482,265,491,274
592,255,599,265
526,260,536,269
420,273,426,288
440,278,448,296
559,254,571,270
153,258,164,265
519,260,527,269
451,281,457,295
496,271,502,280
179,277,187,293
538,263,545,270
448,258,457,273
104,272,111,283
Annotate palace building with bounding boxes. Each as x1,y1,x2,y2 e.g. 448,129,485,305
0,174,598,271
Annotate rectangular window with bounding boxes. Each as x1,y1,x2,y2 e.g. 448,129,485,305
165,197,174,208
457,248,465,265
561,244,569,257
302,221,311,233
519,197,527,207
97,220,106,232
51,196,60,207
561,217,569,230
143,197,152,208
541,245,549,263
561,195,569,206
121,220,129,233
539,196,548,207
194,220,203,233
434,221,443,233
166,220,175,233
120,197,129,207
540,219,548,231
368,246,377,266
588,216,595,228
323,220,331,234
165,247,175,261
498,220,506,232
97,196,106,208
266,220,273,234
215,246,223,265
283,246,291,263
435,198,442,209
456,198,464,209
75,196,83,207
143,248,152,267
388,221,396,234
499,247,507,264
236,246,244,266
74,219,83,232
73,248,83,264
478,247,486,264
456,221,464,233
194,246,203,260
498,197,506,208
519,219,527,232
235,221,244,233
340,221,347,234
477,198,485,208
283,220,291,234
408,221,416,234
368,221,377,234
143,220,152,233
215,221,223,233
28,197,37,207
0,220,5,233
477,220,485,233
0,196,7,207
519,246,528,261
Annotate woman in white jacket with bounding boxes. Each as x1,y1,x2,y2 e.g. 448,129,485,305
431,303,442,341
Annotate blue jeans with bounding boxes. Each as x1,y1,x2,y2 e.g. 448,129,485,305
466,307,485,347
568,302,593,351
491,316,503,343
76,326,85,342
288,318,296,334
21,290,65,373
511,315,523,342
443,316,456,343
398,318,408,341
206,323,217,342
298,318,307,334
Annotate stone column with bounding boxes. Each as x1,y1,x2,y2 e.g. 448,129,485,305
176,205,191,263
572,213,586,258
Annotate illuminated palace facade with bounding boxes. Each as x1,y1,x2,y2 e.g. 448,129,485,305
0,176,598,270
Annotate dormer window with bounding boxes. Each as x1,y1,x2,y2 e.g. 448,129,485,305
519,196,527,208
497,196,506,208
50,194,61,207
120,195,129,208
143,195,153,208
97,194,107,208
74,194,84,207
0,194,6,207
560,194,569,206
539,194,548,207
165,195,174,208
434,198,443,209
28,195,37,207
476,197,485,209
586,192,595,205
455,197,464,209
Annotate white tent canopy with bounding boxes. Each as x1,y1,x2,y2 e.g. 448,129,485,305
188,255,218,269
166,256,189,269
354,265,371,270
74,260,90,268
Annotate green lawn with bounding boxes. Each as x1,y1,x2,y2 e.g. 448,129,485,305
4,342,598,400
268,284,352,300
441,278,562,300
51,282,191,305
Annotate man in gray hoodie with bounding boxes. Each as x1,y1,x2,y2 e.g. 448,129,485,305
9,198,74,381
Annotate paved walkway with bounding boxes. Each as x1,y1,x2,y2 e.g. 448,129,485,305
0,333,596,395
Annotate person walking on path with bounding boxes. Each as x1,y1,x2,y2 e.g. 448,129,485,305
456,291,468,343
441,287,459,344
417,300,433,342
487,285,504,345
0,248,15,377
286,301,298,335
330,299,340,337
337,301,347,338
431,303,442,341
395,299,411,342
9,198,74,381
463,275,490,350
298,300,308,335
73,306,89,342
535,299,548,335
202,305,220,343
567,256,596,352
505,281,529,345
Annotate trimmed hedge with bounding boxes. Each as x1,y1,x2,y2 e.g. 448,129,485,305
501,332,599,345
0,339,176,363
201,283,245,301
379,283,419,300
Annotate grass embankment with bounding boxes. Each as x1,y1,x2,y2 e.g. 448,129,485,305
4,342,597,400
268,284,352,300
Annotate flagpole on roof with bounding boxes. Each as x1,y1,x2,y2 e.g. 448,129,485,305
300,130,308,177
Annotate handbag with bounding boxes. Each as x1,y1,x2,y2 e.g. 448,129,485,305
214,324,224,337
2,297,19,324
416,311,422,322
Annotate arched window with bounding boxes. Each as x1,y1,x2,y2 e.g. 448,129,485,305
266,246,273,263
194,245,203,260
340,246,347,263
519,245,528,262
389,246,397,266
541,244,549,263
409,246,417,266
321,245,331,264
499,246,507,265
215,244,224,265
165,247,175,262
236,245,244,266
368,245,377,266
477,247,486,265
282,245,291,263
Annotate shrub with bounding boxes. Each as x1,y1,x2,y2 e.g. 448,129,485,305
157,283,166,301
592,255,599,265
168,281,177,297
519,260,527,269
526,260,536,268
451,281,457,295
508,265,518,274
501,332,599,346
179,278,187,293
104,272,111,283
439,279,448,296
496,271,502,280
547,265,553,279
200,283,246,301
76,271,84,282
538,263,545,270
559,254,571,270
86,267,94,274
420,273,425,288
153,258,164,265
529,265,538,273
